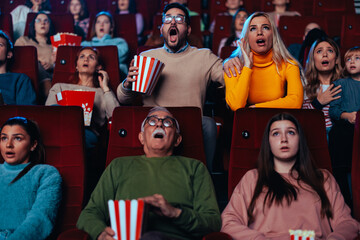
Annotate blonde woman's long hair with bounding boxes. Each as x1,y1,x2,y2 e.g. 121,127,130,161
304,37,342,100
230,12,305,83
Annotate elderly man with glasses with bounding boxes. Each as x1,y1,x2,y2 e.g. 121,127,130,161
77,106,221,240
117,3,224,173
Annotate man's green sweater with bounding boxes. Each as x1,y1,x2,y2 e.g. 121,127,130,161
77,155,221,240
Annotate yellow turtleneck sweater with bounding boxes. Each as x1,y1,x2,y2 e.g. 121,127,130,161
225,49,303,111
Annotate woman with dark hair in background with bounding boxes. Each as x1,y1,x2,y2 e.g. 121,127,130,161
217,8,248,56
221,113,359,239
15,12,55,99
81,11,129,76
67,0,90,40
11,0,52,41
0,116,62,239
45,47,119,148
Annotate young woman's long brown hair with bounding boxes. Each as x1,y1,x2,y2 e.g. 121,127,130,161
304,37,342,100
247,113,333,223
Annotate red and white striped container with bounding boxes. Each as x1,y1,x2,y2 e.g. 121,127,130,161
289,229,315,240
108,199,147,240
132,55,164,95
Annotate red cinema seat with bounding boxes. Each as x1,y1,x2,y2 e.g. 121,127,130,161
106,106,206,166
340,15,360,51
0,14,14,42
53,45,120,93
0,105,86,238
49,0,69,13
135,0,161,32
312,0,355,38
228,108,332,198
24,13,75,36
219,46,236,60
9,46,39,100
113,14,138,61
352,111,360,222
212,15,232,55
0,0,26,13
278,16,328,47
209,0,227,23
160,0,202,15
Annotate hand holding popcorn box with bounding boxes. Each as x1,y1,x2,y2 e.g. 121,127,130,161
108,199,148,240
50,32,82,53
132,55,164,95
289,229,315,240
56,90,95,126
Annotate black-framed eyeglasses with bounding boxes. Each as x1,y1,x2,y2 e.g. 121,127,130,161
163,15,186,24
35,18,50,24
145,116,176,128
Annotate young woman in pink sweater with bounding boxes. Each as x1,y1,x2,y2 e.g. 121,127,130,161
221,113,359,240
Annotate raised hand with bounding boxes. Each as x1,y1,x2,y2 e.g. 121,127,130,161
98,70,110,92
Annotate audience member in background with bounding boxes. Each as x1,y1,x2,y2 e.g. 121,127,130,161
224,12,303,111
45,47,119,149
0,31,36,105
15,12,55,100
302,37,342,138
116,0,144,43
81,11,129,76
77,107,221,240
67,0,90,40
221,112,360,240
11,0,52,41
0,117,62,240
209,0,244,33
267,0,301,27
118,3,224,173
287,22,321,63
217,8,248,56
329,46,360,208
169,0,205,31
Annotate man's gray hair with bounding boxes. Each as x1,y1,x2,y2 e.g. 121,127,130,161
141,106,180,133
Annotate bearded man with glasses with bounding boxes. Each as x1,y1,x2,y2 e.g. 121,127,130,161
77,106,221,240
117,3,224,173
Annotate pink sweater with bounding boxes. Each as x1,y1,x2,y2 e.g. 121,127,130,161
221,169,360,240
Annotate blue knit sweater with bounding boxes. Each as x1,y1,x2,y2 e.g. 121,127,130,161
0,162,62,240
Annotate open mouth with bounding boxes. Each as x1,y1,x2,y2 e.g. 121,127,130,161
350,66,356,70
256,39,265,46
280,147,289,151
83,64,89,67
152,128,166,139
321,60,329,66
169,28,178,42
5,151,15,157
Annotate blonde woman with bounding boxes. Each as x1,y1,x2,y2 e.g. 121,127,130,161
224,12,304,111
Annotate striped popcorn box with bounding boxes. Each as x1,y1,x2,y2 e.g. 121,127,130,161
289,229,315,240
132,55,164,95
108,199,147,240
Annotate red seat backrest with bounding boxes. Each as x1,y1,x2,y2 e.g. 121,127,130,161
260,0,313,15
0,14,14,42
106,106,206,167
340,15,360,51
24,13,75,36
113,14,138,61
209,0,227,23
0,105,85,237
212,15,232,55
228,108,332,199
9,46,39,99
135,0,161,32
0,0,26,13
278,16,328,47
220,46,236,60
352,111,360,222
53,45,120,93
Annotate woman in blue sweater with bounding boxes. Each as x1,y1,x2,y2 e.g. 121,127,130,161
81,11,129,76
0,117,62,240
